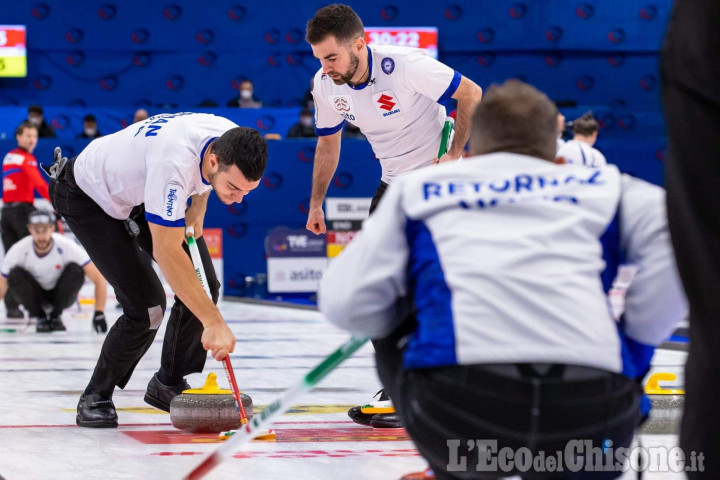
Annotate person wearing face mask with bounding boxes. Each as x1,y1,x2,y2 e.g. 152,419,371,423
76,114,103,140
25,105,56,139
226,79,263,109
2,121,51,319
287,108,318,138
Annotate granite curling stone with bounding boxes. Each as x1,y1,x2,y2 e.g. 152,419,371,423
170,372,253,433
641,372,684,435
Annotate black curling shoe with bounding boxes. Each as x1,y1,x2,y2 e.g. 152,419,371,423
76,394,118,428
49,315,66,331
144,373,191,412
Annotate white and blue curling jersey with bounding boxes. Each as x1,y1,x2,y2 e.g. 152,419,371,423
319,153,687,375
73,113,238,226
1,233,90,290
557,139,607,168
312,45,460,183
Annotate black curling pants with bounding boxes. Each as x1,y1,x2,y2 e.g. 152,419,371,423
49,159,220,398
662,0,720,475
1,202,35,312
7,263,84,317
375,318,642,480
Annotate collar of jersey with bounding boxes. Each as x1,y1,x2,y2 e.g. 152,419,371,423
347,46,373,91
199,137,217,186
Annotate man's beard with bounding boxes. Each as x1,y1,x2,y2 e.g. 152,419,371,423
331,51,360,85
33,239,51,252
207,169,233,205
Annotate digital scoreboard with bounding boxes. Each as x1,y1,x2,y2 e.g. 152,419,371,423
0,25,27,78
365,27,438,59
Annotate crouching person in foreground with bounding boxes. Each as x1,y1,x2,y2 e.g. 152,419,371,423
319,80,687,480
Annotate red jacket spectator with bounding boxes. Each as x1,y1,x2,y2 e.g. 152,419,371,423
2,146,50,203
1,121,49,318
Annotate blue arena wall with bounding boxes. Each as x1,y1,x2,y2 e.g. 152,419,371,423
0,1,671,110
0,0,673,296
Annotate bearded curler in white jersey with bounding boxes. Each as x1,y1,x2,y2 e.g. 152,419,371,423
305,5,483,235
305,3,483,431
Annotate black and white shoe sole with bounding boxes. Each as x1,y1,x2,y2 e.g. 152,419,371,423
76,415,118,428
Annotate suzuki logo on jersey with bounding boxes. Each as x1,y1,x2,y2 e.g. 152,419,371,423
329,95,356,121
373,90,401,117
377,94,395,111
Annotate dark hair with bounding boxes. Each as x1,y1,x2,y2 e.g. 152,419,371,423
28,105,43,115
212,127,268,182
15,121,38,137
306,4,364,45
572,112,599,136
470,79,558,161
83,114,97,123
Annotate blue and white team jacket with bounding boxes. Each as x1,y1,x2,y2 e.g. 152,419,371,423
319,153,687,376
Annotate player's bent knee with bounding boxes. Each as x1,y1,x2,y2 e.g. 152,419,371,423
7,266,31,283
119,284,167,329
147,304,164,330
63,262,85,283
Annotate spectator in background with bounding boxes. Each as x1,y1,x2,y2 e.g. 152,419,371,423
556,111,566,152
26,105,56,138
1,121,51,318
301,78,316,111
227,79,262,108
342,123,365,140
197,99,219,107
76,114,103,139
302,88,314,111
556,112,607,168
287,108,317,138
133,109,149,124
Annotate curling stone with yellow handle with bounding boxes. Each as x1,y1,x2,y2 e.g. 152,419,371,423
641,372,684,434
170,373,253,433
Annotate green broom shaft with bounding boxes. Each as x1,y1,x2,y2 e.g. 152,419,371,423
438,117,454,158
185,335,368,479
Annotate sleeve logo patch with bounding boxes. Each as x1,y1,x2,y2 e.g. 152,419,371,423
381,57,395,75
164,182,181,218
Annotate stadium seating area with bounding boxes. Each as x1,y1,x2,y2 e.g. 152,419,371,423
0,0,672,295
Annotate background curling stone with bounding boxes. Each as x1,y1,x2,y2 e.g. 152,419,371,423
170,372,253,433
641,372,684,434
